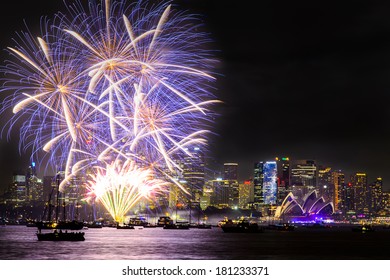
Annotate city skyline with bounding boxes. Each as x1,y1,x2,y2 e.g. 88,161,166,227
2,0,390,191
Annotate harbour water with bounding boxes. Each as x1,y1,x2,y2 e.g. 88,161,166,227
1,225,390,260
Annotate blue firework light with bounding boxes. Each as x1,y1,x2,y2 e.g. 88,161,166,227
0,0,219,197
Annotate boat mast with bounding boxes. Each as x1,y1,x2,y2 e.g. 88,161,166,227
43,185,55,222
175,200,178,224
55,173,60,223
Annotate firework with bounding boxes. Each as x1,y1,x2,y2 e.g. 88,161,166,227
85,159,167,223
0,0,218,221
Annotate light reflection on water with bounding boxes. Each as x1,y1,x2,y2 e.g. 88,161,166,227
1,225,390,260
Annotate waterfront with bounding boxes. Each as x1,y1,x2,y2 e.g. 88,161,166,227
1,225,390,260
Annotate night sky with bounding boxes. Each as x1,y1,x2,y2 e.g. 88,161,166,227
1,0,390,190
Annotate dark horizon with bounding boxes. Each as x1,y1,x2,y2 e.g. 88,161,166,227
1,0,390,191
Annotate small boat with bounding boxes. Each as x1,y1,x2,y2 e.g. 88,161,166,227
36,220,84,230
352,224,375,233
36,230,85,241
157,216,173,227
163,221,190,230
143,223,157,228
26,221,37,227
116,224,135,229
266,223,295,231
221,219,263,233
196,223,212,229
85,221,103,228
127,216,148,227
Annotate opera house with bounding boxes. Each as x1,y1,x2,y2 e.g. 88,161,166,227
274,190,334,222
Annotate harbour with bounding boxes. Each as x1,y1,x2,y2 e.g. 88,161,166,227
1,224,390,260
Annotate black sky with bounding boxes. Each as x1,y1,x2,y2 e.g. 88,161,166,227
1,0,390,190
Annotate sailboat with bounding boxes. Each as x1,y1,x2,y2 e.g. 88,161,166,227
36,174,84,231
37,174,85,241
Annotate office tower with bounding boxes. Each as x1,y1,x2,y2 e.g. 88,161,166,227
253,162,264,206
382,192,390,214
11,174,27,204
220,163,239,208
182,146,205,201
369,177,383,215
290,160,317,199
223,163,238,180
317,166,333,201
254,161,278,206
339,182,355,214
204,178,238,209
25,161,37,201
239,180,254,209
351,172,368,215
262,161,278,205
276,157,289,204
332,170,344,211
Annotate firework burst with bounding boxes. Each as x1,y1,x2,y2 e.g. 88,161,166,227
0,0,219,222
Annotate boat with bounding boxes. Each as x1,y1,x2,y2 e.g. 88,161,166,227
221,219,263,233
84,221,103,228
36,174,84,231
26,220,37,227
127,216,148,227
157,216,173,227
116,223,135,229
163,221,190,230
36,230,85,241
36,220,84,230
266,223,295,231
143,223,157,228
196,223,212,229
352,224,375,233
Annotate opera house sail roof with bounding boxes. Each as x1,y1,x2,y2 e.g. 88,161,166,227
275,190,334,218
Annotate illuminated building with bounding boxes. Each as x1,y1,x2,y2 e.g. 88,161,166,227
382,192,390,214
263,161,278,205
223,163,238,180
254,161,278,207
25,161,37,201
28,176,43,204
369,177,383,215
275,190,334,221
339,182,355,214
351,172,368,215
253,162,264,206
204,178,238,209
317,166,333,201
276,157,290,204
239,180,254,209
182,146,205,201
331,170,344,211
11,175,27,204
290,160,317,199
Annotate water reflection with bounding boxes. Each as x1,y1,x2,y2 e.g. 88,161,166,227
1,225,390,260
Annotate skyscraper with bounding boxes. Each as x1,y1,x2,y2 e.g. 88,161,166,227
276,157,289,204
182,146,205,201
290,160,317,199
254,161,278,206
239,180,254,209
317,166,333,201
253,162,264,207
369,177,383,215
332,170,345,211
223,163,238,181
352,172,368,215
339,182,355,214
